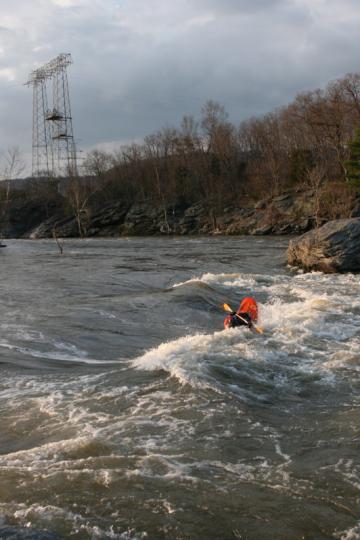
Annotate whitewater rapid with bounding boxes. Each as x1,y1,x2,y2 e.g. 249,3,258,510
134,270,359,393
0,238,358,540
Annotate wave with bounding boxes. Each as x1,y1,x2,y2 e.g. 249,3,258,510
132,289,359,400
0,339,120,365
172,272,258,289
132,330,254,389
0,501,145,540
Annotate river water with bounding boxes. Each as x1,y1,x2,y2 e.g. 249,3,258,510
0,237,359,540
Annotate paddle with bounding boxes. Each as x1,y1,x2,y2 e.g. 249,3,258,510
222,303,264,334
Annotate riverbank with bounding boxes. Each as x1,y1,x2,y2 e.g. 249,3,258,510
4,186,358,239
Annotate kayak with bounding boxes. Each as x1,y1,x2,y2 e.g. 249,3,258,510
223,297,258,329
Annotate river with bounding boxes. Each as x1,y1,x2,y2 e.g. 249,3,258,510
0,237,359,540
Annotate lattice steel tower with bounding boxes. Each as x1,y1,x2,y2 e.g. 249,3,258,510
26,53,78,177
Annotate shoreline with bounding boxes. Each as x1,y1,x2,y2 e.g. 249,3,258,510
2,187,330,240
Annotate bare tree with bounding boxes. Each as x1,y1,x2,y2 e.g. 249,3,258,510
66,175,93,237
52,225,64,254
0,146,25,232
82,149,113,183
338,72,360,119
143,128,179,233
306,162,327,227
201,100,229,152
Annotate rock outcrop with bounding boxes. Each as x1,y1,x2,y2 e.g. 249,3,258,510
2,197,64,238
223,190,315,236
287,218,360,272
0,187,340,239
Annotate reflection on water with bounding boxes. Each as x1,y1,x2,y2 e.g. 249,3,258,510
0,237,359,539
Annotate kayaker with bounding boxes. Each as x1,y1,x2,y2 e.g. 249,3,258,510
223,297,259,331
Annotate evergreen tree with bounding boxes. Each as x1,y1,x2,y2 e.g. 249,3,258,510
345,128,360,192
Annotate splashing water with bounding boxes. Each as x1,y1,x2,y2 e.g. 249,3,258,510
0,237,359,539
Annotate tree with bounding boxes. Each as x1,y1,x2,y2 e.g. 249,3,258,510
82,149,112,182
338,72,360,119
306,162,327,227
143,128,179,233
0,146,25,230
344,128,360,193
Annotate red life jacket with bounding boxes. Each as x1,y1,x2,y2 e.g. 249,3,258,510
237,297,258,322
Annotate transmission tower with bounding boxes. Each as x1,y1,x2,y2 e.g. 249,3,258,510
26,53,78,178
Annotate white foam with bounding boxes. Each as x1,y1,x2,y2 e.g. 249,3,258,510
334,523,360,540
172,272,257,289
132,330,255,388
274,442,291,462
133,276,360,395
2,502,147,540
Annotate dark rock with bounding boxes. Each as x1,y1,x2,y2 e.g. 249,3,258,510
350,200,360,218
199,223,213,234
2,197,64,238
238,207,255,217
90,201,128,227
120,202,161,235
29,215,78,238
184,202,205,217
277,223,294,234
177,215,200,235
272,193,294,211
225,223,250,235
28,200,129,238
254,199,267,210
252,224,273,235
298,217,312,232
287,218,360,272
273,193,291,202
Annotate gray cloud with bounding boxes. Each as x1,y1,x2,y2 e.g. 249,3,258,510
192,0,287,15
0,0,359,174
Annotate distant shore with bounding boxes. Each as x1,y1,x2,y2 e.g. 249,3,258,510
1,187,337,239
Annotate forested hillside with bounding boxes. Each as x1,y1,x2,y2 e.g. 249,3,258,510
1,72,360,238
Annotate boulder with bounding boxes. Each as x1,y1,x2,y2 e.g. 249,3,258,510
287,218,360,272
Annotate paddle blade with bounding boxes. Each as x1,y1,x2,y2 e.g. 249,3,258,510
254,325,264,334
222,303,233,313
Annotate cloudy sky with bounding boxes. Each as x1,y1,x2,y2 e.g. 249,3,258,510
0,0,359,172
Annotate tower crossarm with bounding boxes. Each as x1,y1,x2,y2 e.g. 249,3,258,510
25,53,73,86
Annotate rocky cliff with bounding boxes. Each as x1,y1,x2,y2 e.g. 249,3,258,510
4,188,323,239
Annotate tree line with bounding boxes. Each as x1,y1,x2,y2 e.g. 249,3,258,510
78,71,360,229
1,71,360,236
